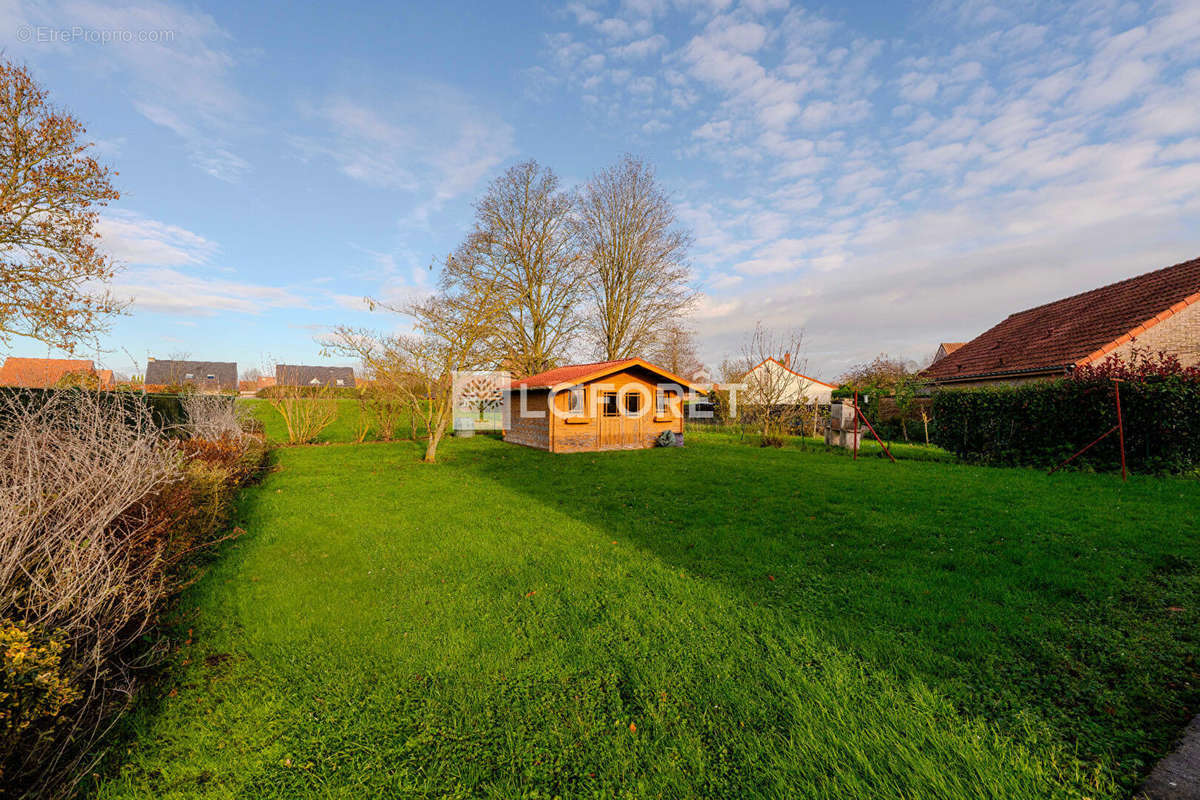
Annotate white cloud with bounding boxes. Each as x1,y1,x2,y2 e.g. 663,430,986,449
98,210,217,266
294,82,515,209
116,268,310,315
9,0,251,180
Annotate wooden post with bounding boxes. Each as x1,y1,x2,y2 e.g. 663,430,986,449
1114,379,1127,482
852,391,859,460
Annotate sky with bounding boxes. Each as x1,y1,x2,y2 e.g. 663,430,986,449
3,0,1200,381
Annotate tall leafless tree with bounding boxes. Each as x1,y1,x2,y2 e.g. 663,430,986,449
651,322,704,379
442,160,582,377
577,155,694,360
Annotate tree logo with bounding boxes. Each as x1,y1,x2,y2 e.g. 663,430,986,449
451,371,510,433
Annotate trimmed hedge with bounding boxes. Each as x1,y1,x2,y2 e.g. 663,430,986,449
0,388,223,433
931,378,1200,473
254,385,361,399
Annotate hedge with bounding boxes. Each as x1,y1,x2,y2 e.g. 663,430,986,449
254,385,361,399
931,377,1200,473
0,388,217,433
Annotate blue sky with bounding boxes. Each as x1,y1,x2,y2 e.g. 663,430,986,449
4,0,1200,380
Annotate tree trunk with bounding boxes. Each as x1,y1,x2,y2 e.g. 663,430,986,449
423,414,449,463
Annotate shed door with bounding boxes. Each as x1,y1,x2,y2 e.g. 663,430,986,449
598,388,646,449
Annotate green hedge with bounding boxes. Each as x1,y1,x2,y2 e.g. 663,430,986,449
254,385,361,399
931,378,1200,473
0,388,196,432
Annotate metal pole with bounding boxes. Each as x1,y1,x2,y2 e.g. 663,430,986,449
1114,379,1127,482
852,390,859,460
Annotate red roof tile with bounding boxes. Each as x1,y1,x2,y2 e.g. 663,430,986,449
924,256,1200,382
510,360,640,389
0,357,96,388
510,358,698,390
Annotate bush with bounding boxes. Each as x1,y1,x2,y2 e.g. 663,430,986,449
0,621,79,754
264,386,339,444
180,394,244,440
932,358,1200,473
0,390,265,797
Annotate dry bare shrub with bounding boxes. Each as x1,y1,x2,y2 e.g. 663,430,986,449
0,391,186,794
265,384,338,444
180,393,248,440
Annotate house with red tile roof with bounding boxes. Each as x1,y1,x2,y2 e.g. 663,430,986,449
931,342,965,363
504,358,698,452
923,256,1200,386
741,355,837,405
0,357,99,388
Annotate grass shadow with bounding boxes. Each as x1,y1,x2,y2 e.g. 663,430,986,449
452,432,1200,785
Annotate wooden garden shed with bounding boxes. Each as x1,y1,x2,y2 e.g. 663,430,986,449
503,359,697,453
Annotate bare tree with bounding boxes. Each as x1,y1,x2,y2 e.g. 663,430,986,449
651,322,704,379
739,324,809,446
0,60,123,353
443,160,583,377
577,155,694,360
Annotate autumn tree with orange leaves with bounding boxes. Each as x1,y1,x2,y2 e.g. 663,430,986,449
0,60,122,353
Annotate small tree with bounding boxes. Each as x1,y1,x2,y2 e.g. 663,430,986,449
739,324,808,446
891,373,927,442
0,60,123,352
328,271,505,463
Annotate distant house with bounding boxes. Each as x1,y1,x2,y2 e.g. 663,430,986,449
239,376,276,393
924,256,1200,386
144,359,238,392
741,355,837,405
276,365,356,388
931,342,965,363
504,358,696,453
0,357,99,388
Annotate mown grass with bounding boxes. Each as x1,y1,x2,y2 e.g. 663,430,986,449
240,397,414,445
92,432,1200,799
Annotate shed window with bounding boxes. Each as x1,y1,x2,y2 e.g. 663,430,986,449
601,392,619,417
184,373,194,380
567,387,583,413
624,391,642,414
657,390,676,414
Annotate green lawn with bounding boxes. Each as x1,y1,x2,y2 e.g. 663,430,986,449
93,433,1200,799
241,397,414,445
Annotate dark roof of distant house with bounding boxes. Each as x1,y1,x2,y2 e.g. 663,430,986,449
510,358,699,391
144,359,237,388
923,256,1200,382
276,365,356,387
0,357,96,388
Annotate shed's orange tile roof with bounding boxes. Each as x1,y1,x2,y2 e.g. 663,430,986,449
511,359,639,389
0,357,96,388
923,256,1200,381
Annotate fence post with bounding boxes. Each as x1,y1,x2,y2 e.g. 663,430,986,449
1114,379,1127,482
852,390,859,460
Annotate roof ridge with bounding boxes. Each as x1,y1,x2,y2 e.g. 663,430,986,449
1013,255,1200,316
